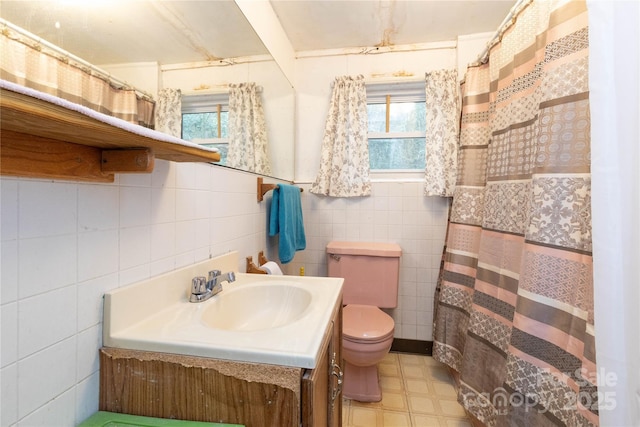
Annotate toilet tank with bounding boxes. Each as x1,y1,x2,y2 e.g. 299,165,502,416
326,241,401,308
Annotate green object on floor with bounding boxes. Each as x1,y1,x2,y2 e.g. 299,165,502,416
79,411,244,427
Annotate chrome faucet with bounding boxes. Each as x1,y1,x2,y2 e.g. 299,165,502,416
189,269,236,303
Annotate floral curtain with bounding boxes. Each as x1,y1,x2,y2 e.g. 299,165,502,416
156,88,182,138
227,82,271,175
310,75,371,197
433,0,597,426
0,25,154,128
424,69,460,197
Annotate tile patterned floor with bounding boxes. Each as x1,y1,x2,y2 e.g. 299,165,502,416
341,352,473,427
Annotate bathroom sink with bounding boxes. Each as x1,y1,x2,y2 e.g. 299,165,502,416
200,284,312,331
103,252,344,368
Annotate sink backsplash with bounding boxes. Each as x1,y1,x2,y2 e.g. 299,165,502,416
104,251,238,335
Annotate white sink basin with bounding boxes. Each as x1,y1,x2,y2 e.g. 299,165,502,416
103,252,343,368
201,284,312,331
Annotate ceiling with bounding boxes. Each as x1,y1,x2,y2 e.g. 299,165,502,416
0,0,516,66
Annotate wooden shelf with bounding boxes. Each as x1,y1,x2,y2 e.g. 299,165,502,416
0,87,221,182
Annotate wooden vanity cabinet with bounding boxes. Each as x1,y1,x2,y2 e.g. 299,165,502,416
302,297,343,427
99,297,343,427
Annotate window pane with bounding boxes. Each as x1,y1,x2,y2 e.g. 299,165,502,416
367,104,386,133
220,111,229,138
182,113,217,140
369,138,425,170
389,102,426,133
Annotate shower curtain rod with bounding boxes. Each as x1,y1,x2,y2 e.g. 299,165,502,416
0,18,154,101
472,0,533,66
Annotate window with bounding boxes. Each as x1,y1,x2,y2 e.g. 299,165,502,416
366,82,426,171
181,93,230,164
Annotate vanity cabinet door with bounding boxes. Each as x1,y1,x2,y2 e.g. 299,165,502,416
328,304,344,427
302,328,330,426
301,302,343,427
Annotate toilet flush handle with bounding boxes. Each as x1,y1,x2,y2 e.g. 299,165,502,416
330,254,341,261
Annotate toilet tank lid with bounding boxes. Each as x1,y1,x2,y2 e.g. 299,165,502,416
326,241,401,257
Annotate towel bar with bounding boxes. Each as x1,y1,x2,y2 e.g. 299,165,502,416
257,177,302,202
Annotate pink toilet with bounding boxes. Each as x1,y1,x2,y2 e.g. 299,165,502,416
327,241,401,402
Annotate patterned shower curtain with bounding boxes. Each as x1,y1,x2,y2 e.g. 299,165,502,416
227,82,272,175
424,69,460,197
0,25,154,128
310,75,371,197
433,0,596,426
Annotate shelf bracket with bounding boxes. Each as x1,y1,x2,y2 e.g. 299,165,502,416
101,148,155,173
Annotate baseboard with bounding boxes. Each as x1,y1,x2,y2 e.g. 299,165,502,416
390,338,433,355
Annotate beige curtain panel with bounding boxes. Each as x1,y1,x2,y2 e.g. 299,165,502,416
0,27,154,128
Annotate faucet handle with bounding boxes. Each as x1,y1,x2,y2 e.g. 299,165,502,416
192,276,207,294
208,270,221,281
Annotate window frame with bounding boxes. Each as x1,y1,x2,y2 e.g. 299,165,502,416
366,81,426,177
181,92,230,145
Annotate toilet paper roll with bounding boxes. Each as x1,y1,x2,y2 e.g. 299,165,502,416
259,261,283,275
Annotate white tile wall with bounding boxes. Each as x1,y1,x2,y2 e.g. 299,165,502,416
0,161,278,426
0,163,449,425
281,181,449,342
0,31,504,426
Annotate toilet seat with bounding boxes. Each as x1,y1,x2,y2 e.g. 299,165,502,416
343,304,395,344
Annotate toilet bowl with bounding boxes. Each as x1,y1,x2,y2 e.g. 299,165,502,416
326,241,402,403
342,304,395,401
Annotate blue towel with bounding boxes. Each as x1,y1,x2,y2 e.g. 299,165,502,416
269,184,306,264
